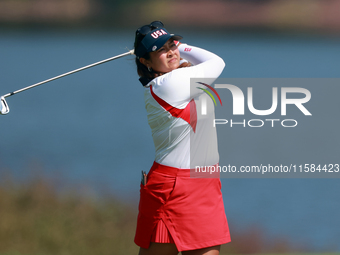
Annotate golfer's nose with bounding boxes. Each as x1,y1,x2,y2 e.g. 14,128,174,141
167,47,174,56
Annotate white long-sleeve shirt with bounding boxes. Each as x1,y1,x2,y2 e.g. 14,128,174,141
143,44,225,169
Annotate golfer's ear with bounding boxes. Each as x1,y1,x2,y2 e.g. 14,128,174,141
139,57,148,66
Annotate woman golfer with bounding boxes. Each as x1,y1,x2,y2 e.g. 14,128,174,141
134,21,230,255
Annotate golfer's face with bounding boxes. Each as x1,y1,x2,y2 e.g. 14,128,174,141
148,39,180,73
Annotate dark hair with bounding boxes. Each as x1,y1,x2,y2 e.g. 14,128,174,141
135,53,154,79
134,33,155,79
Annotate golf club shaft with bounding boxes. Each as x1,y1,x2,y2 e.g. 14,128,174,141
2,50,134,98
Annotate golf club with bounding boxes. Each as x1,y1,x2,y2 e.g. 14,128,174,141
0,49,134,115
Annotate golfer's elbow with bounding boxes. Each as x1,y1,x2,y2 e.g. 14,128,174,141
215,56,225,76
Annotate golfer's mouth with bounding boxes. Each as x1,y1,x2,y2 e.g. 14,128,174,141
168,58,177,63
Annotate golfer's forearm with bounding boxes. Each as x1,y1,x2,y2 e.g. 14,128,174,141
179,44,224,66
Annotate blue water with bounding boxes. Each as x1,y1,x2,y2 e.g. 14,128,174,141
0,29,340,251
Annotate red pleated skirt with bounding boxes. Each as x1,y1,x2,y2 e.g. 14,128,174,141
134,162,231,252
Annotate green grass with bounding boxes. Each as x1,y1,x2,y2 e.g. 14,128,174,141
0,174,138,255
0,172,338,255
